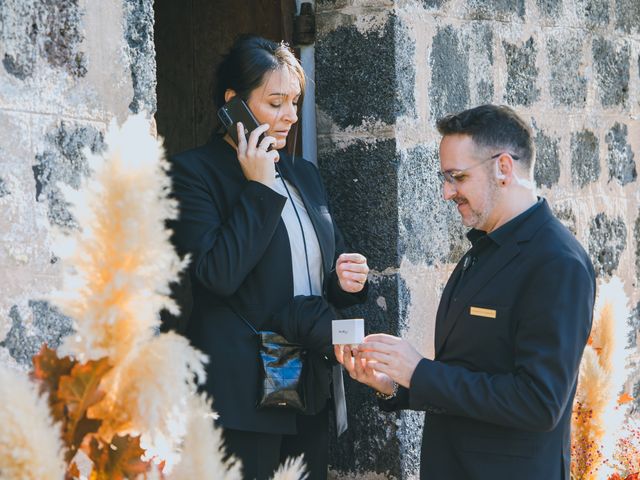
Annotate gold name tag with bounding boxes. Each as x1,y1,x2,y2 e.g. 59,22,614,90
470,307,497,318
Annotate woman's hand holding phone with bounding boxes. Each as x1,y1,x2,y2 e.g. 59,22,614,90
236,122,279,188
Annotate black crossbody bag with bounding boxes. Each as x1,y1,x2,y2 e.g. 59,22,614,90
225,301,309,412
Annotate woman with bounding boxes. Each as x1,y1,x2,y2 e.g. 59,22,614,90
169,36,369,479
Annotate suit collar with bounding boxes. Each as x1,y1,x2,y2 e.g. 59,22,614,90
434,198,553,357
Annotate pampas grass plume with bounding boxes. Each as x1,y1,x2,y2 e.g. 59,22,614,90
168,393,241,480
88,332,208,447
0,365,65,480
53,114,188,364
272,456,308,480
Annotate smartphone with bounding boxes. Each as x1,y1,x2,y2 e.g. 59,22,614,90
217,96,266,147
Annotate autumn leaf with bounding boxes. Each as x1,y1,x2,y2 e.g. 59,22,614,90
89,435,151,480
618,392,634,405
31,343,77,421
58,358,112,454
66,461,81,480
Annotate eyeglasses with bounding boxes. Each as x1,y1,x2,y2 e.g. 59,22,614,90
438,152,520,185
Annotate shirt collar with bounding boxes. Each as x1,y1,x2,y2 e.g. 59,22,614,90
466,198,544,247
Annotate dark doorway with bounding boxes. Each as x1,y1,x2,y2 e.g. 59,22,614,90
154,0,296,157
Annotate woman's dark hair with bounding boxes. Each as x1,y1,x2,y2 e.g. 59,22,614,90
436,104,535,172
213,35,305,110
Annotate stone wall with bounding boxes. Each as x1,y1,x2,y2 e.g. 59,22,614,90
0,0,155,369
315,0,640,478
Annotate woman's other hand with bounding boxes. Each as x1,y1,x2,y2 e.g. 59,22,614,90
336,253,369,293
236,122,279,188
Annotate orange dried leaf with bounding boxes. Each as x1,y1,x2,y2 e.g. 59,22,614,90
31,344,76,421
89,435,151,480
618,392,634,405
58,358,112,454
66,461,81,480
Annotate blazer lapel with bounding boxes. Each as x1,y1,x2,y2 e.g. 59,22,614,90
435,240,521,358
278,157,335,275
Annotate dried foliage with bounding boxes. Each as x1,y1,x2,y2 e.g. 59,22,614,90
0,365,66,480
1,114,305,480
571,277,637,480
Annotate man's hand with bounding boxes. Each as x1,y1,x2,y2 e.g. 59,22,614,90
334,345,395,395
358,334,423,389
336,253,369,293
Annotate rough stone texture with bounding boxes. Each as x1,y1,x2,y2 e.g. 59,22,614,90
399,145,467,265
0,0,87,79
571,130,600,188
429,25,470,121
318,139,399,271
588,213,627,277
396,19,417,120
547,36,587,107
467,24,495,105
0,177,8,197
636,213,640,284
123,0,156,114
537,0,562,17
330,275,411,477
316,16,409,129
467,0,526,20
615,0,640,33
577,0,610,29
0,301,73,366
592,37,630,108
628,300,639,349
553,206,578,236
534,127,561,188
503,37,540,107
605,122,637,186
32,123,104,229
423,0,448,8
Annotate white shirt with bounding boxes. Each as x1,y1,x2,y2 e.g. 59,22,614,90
272,175,324,296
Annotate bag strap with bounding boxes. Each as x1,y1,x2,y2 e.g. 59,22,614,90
222,300,259,335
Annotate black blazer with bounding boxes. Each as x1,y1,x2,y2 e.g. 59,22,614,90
169,135,366,434
382,200,595,479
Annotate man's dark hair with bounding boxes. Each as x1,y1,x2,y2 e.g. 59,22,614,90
436,104,535,172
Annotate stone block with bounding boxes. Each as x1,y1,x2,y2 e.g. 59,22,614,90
33,122,104,229
467,0,525,20
503,37,540,107
615,0,640,33
553,206,577,236
399,145,468,266
0,0,87,79
316,15,413,129
422,0,448,7
588,213,627,277
605,122,637,186
571,130,600,188
536,0,562,17
429,25,470,121
534,128,560,188
468,24,495,105
627,300,639,349
592,37,630,108
576,0,610,29
123,0,156,114
546,35,587,107
0,178,8,198
329,274,421,478
636,212,640,284
0,301,73,366
318,139,399,271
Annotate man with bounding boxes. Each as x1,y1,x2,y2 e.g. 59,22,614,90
337,104,595,479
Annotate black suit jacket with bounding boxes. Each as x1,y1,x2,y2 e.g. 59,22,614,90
382,200,595,479
170,136,366,434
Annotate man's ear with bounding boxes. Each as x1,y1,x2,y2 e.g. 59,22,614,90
224,89,237,103
496,154,514,183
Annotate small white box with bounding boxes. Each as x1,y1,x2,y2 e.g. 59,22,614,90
332,318,365,345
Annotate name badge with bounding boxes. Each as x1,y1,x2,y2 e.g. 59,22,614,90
470,306,497,319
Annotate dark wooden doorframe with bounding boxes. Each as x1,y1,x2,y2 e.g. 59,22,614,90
154,0,299,158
